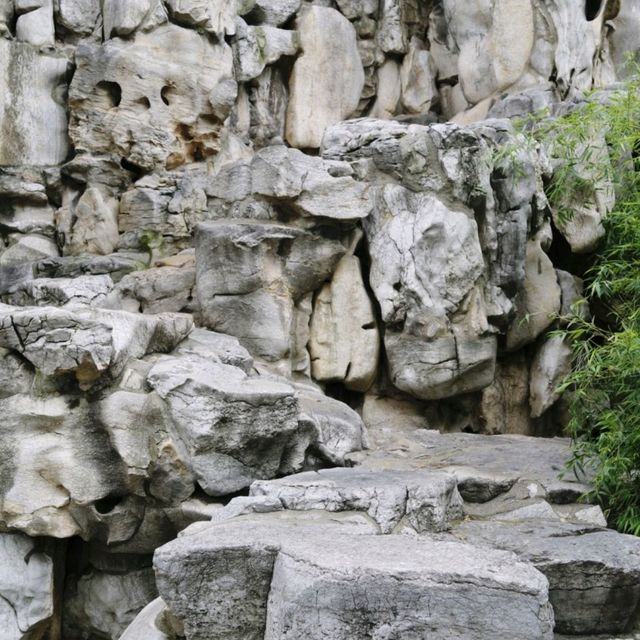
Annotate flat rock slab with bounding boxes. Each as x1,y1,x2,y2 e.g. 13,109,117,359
455,520,640,635
351,425,589,503
250,467,463,533
155,512,554,640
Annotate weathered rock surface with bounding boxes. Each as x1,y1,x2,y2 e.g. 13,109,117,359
155,514,555,640
249,468,463,533
455,520,640,635
286,6,364,148
4,2,640,639
69,24,236,170
0,533,56,640
0,41,69,165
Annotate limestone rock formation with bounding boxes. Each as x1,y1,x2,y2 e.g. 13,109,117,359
2,1,640,638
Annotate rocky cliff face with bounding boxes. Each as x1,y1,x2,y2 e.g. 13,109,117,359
1,1,640,639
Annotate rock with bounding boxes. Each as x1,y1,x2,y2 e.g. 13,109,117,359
246,0,300,26
479,351,532,435
295,385,366,467
352,424,589,505
529,335,572,418
400,36,435,113
208,145,373,221
120,597,178,640
309,252,379,392
1,234,59,265
173,327,254,373
286,6,364,148
147,353,301,495
0,394,130,538
610,2,640,77
64,566,158,640
3,274,115,308
69,24,236,171
556,269,589,322
369,58,401,119
15,0,55,46
155,514,554,640
165,0,238,36
506,239,561,351
0,533,56,640
250,467,463,533
33,253,144,282
195,220,346,362
455,520,640,636
0,41,69,166
62,187,120,256
377,0,407,54
233,21,299,82
0,304,192,387
116,265,195,314
102,0,167,38
55,0,101,35
547,129,614,254
365,183,495,400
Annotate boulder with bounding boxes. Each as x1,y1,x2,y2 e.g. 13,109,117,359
309,252,379,391
154,514,554,640
286,6,364,148
0,533,56,640
0,41,69,165
249,467,463,534
147,354,301,495
0,304,193,387
455,520,640,635
195,220,346,362
64,566,158,640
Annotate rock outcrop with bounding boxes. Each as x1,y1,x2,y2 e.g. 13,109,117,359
1,0,640,638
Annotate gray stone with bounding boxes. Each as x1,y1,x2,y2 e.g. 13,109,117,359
309,252,379,392
0,532,56,640
250,467,463,533
69,24,236,171
529,335,572,418
4,275,115,308
155,515,554,640
195,220,346,362
0,304,192,387
246,0,300,26
455,520,640,636
365,183,495,400
64,567,158,640
147,353,301,495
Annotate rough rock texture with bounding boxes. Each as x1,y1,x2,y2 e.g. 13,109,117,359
155,515,555,640
3,1,640,639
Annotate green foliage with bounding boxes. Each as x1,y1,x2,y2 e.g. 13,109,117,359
536,70,640,534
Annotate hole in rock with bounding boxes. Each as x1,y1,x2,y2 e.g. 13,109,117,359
120,157,145,180
585,0,604,21
94,495,124,514
94,81,122,108
161,85,176,106
134,96,151,110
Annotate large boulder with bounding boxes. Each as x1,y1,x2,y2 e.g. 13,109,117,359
154,514,554,640
286,6,364,148
455,520,640,635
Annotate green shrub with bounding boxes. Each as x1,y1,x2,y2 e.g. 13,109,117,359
535,71,640,534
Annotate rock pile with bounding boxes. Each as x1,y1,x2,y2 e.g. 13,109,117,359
1,0,640,639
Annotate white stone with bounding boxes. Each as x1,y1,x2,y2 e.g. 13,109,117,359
286,6,364,148
309,253,379,392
